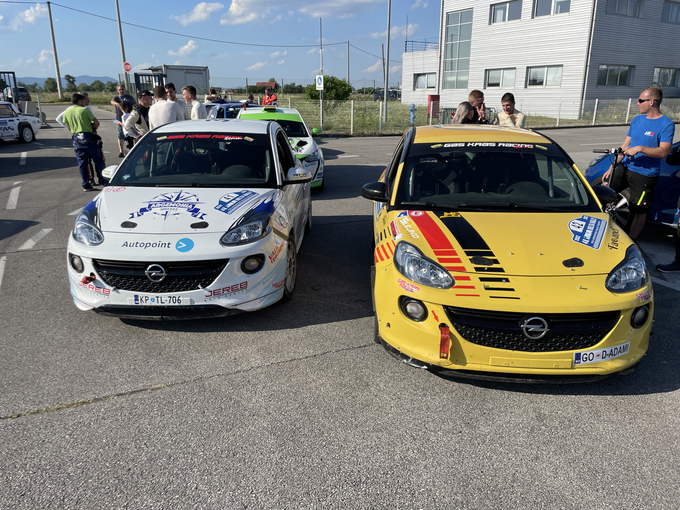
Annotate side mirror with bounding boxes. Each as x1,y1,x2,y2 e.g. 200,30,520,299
286,166,313,184
312,128,323,136
101,165,118,180
666,147,680,166
361,182,388,202
592,184,617,207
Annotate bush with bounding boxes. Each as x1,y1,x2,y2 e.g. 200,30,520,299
305,75,351,101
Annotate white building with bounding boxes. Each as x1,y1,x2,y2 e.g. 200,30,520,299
401,0,680,119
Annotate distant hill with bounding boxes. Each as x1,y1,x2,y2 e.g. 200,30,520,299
17,75,118,88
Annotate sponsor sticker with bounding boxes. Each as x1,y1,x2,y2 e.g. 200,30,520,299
103,187,126,192
574,342,630,365
204,281,248,297
121,241,172,249
398,279,420,293
268,239,284,264
129,190,206,220
78,280,111,296
175,238,194,252
636,289,651,302
215,190,258,215
568,215,607,250
272,279,285,289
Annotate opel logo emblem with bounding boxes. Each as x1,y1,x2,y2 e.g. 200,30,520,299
520,316,549,340
145,264,167,283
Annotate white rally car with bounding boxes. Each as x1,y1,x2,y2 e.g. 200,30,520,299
67,119,313,319
238,106,325,191
0,101,40,143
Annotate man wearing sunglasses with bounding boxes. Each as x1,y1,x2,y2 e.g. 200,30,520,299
603,87,675,239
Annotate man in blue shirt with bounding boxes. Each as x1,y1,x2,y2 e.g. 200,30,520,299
604,86,675,239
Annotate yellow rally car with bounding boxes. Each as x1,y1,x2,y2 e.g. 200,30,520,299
361,125,652,382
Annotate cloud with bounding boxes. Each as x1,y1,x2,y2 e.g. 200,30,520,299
11,3,48,30
220,0,259,25
307,48,319,54
0,15,4,21
60,59,72,67
411,0,428,8
390,65,401,74
270,50,287,58
168,40,198,56
133,62,155,71
247,61,267,71
371,24,418,39
174,2,224,26
220,0,384,25
174,60,182,65
277,59,285,65
38,49,53,64
362,60,382,73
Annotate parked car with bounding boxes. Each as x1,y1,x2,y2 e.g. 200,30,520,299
0,101,40,143
15,87,31,102
584,141,680,226
67,119,313,319
206,101,258,119
361,124,652,381
374,90,400,101
238,106,325,191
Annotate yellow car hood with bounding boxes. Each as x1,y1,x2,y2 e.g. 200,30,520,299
377,210,630,278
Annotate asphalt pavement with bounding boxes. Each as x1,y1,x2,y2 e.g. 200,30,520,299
1,106,679,509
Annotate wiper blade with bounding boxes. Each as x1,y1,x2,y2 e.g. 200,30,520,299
460,202,560,212
400,201,460,211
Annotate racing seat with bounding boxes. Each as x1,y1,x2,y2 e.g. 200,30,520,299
409,161,451,200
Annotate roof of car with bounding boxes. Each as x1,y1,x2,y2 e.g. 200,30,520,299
239,106,302,120
413,125,552,144
152,118,271,135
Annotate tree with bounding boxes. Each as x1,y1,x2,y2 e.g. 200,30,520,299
78,82,89,92
26,83,39,93
305,75,352,101
64,74,77,92
43,77,58,93
90,80,105,92
283,83,305,94
105,81,118,93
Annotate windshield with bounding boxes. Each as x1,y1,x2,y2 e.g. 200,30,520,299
110,132,276,188
274,119,308,137
395,142,600,212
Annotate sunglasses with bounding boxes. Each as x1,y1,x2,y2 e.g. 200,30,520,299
637,98,652,103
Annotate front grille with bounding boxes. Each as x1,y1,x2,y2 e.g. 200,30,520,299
92,258,229,293
444,306,621,352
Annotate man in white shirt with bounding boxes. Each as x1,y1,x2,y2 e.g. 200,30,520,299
182,85,207,120
493,92,526,129
56,92,94,128
148,86,185,130
165,82,190,120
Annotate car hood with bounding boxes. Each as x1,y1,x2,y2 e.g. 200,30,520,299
89,187,278,235
381,210,631,277
289,136,317,158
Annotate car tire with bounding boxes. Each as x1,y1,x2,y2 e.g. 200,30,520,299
19,124,34,143
373,316,381,344
281,234,297,302
305,202,312,234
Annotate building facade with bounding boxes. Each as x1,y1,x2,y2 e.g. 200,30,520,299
401,0,680,119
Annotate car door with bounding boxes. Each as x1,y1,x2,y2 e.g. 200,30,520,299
275,127,307,241
0,104,19,140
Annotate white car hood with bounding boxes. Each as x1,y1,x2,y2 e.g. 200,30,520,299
289,136,318,158
94,187,276,235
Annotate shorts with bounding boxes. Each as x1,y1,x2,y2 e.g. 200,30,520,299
116,124,124,140
609,164,658,214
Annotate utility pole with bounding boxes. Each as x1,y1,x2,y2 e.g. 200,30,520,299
46,2,63,98
320,17,323,129
347,41,350,86
384,0,392,122
115,0,130,90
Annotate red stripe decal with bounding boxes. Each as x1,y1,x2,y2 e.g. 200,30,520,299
376,248,384,262
408,212,453,250
454,276,471,281
381,245,390,259
375,253,379,263
387,242,394,255
444,266,467,272
455,285,476,289
455,294,480,297
437,257,462,264
434,249,459,255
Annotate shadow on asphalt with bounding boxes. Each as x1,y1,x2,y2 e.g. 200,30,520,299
0,219,41,242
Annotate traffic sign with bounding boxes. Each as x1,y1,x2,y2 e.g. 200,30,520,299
123,62,132,73
316,75,324,91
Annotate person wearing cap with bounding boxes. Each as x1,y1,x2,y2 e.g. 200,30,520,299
148,86,186,130
110,83,136,157
124,90,153,141
181,85,207,120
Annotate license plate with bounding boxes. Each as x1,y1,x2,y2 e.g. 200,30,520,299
574,342,630,365
132,294,186,306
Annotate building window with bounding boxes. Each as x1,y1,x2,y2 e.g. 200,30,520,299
443,9,472,90
653,68,680,87
534,0,570,16
527,65,563,86
662,1,680,23
491,1,522,23
486,68,516,88
597,65,634,86
414,73,437,89
606,0,640,17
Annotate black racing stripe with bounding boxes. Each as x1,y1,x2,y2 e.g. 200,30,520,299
482,287,515,292
490,296,521,300
465,250,495,256
438,215,490,250
478,277,510,282
474,267,506,273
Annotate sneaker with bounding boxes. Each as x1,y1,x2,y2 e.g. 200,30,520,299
119,152,124,158
83,184,94,192
656,261,680,273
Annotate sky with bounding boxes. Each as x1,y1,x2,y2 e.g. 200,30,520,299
0,0,440,89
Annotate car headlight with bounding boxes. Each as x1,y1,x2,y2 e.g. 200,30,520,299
73,218,104,246
221,213,271,246
606,245,648,293
305,150,320,163
393,242,454,289
588,154,608,168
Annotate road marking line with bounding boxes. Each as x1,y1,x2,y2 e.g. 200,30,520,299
579,142,623,146
18,228,53,250
6,182,22,210
337,155,359,158
652,276,680,292
0,256,6,293
68,208,81,215
19,152,27,165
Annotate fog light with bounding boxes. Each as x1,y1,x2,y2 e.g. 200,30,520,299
400,296,427,322
241,255,265,274
631,305,649,328
69,253,84,273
